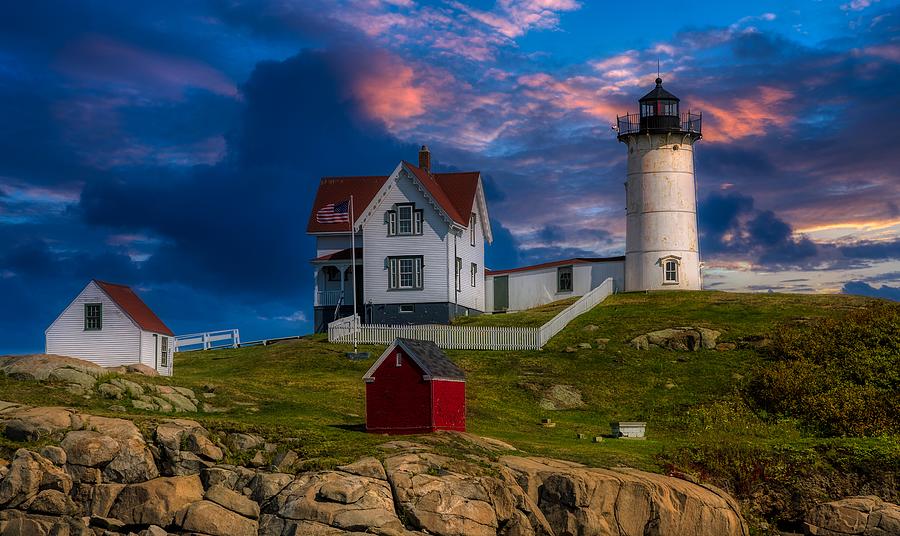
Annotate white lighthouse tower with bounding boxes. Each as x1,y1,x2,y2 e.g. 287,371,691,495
617,77,703,291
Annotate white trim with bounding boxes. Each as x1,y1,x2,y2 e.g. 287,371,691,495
474,176,493,243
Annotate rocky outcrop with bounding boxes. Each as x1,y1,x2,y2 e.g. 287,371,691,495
0,400,753,535
805,496,900,536
631,327,721,351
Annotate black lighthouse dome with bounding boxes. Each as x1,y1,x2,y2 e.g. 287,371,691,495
616,77,701,140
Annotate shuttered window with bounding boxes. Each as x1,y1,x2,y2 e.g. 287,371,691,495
386,204,423,236
388,256,423,289
84,303,102,331
455,257,462,292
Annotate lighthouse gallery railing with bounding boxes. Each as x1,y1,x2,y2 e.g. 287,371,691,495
616,111,702,137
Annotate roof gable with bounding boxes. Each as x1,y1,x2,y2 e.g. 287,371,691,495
94,280,174,336
364,338,465,382
307,176,389,233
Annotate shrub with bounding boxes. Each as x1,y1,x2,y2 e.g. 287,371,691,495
746,302,900,436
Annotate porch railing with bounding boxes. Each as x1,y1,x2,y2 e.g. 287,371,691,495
315,290,353,306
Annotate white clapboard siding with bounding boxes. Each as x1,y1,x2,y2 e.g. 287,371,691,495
362,170,451,304
329,278,615,350
46,281,142,367
450,200,485,312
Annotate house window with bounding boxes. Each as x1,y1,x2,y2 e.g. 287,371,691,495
387,204,423,236
664,259,679,283
388,256,423,290
455,257,462,292
470,213,477,246
160,336,169,367
470,263,477,287
557,265,573,292
399,304,415,313
84,303,102,331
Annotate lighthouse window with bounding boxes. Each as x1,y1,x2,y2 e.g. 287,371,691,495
641,103,655,117
662,101,678,116
664,260,678,283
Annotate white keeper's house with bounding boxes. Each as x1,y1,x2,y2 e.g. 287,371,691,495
308,77,703,330
45,280,175,375
308,146,492,331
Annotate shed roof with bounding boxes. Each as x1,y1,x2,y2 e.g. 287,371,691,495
94,280,174,336
364,338,466,382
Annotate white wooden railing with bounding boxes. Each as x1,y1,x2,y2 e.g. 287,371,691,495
316,290,353,306
174,329,240,352
328,277,614,350
538,277,613,346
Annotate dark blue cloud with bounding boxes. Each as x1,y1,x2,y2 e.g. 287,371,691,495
699,191,818,268
842,281,900,302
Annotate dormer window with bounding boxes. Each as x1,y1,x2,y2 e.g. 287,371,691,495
663,258,679,284
387,203,422,236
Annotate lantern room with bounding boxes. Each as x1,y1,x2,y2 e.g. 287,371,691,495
616,77,701,140
639,77,680,131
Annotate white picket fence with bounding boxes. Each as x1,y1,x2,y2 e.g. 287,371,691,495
328,277,614,350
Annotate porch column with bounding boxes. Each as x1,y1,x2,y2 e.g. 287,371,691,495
313,267,321,306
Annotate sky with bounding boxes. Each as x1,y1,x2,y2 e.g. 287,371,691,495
1,0,899,353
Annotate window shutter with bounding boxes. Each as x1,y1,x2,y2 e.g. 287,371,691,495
414,257,423,288
387,211,396,236
388,258,397,289
414,210,422,234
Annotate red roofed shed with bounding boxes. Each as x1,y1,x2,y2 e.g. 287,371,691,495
363,338,466,434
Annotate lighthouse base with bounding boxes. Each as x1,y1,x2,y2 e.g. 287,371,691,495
624,251,701,292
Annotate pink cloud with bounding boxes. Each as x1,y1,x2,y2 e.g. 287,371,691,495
349,54,432,127
861,44,900,62
694,87,794,142
450,0,581,39
517,72,625,120
56,35,238,99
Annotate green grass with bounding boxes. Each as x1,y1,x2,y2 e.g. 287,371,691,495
0,291,894,489
452,297,579,327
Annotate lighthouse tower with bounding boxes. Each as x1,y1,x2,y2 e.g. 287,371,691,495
617,77,703,291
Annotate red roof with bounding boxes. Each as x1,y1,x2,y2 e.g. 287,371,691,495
486,256,625,276
306,163,481,232
312,248,363,262
94,280,174,336
306,176,389,233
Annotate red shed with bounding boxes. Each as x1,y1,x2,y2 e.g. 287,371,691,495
363,338,466,434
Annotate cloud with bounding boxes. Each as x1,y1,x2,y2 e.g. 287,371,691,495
699,192,819,268
842,281,899,301
55,35,238,99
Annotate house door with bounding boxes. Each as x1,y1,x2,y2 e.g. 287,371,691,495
493,276,509,312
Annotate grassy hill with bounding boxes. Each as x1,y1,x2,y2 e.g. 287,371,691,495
1,290,896,531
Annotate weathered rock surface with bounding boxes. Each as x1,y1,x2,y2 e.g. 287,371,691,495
805,495,900,536
631,326,721,351
0,400,755,536
108,475,204,526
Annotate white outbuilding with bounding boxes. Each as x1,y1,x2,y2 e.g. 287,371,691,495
45,280,175,376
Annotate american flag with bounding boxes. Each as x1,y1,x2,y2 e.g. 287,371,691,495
316,199,351,224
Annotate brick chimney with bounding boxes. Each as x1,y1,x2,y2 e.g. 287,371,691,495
418,145,431,173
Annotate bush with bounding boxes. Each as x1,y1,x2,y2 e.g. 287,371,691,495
746,302,900,436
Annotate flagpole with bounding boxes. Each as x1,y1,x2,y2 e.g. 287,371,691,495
349,195,358,354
